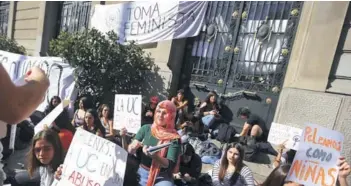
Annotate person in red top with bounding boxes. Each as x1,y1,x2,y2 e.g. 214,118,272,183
51,109,76,153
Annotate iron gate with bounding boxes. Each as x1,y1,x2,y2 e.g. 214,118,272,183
180,1,303,131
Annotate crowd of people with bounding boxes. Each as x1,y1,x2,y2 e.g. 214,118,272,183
0,66,350,186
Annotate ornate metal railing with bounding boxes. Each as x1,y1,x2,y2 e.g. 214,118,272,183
0,1,10,36
58,1,92,33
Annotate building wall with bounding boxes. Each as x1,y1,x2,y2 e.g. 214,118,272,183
12,1,44,55
275,1,351,184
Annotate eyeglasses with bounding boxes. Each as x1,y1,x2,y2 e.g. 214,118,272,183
34,146,53,154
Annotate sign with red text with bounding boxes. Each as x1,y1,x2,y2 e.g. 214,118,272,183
286,123,344,186
56,128,128,186
113,94,142,134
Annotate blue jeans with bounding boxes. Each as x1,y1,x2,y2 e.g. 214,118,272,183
138,166,173,186
202,115,215,128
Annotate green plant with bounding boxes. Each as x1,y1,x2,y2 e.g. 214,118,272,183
49,28,165,107
0,36,26,55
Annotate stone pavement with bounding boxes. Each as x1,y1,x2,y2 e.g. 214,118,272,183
4,140,275,184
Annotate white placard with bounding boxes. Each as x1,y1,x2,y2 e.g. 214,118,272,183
286,123,344,186
56,128,127,186
34,100,70,134
91,1,208,44
113,94,142,134
0,50,78,115
268,122,303,150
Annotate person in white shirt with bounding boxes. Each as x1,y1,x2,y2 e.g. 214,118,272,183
0,65,49,185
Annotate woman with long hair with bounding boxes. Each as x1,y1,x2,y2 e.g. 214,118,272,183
212,143,255,186
44,96,61,116
27,129,64,186
98,104,115,139
127,100,181,186
83,109,106,138
200,91,222,130
71,96,92,128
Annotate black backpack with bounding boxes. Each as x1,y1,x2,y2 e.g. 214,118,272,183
216,123,237,143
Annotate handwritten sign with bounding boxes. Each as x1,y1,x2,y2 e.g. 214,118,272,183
113,94,142,134
34,100,70,134
268,123,303,150
57,128,127,186
286,123,344,186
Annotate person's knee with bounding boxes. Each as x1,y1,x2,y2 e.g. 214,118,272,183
251,125,263,136
155,180,173,186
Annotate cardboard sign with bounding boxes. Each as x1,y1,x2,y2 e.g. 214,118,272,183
268,123,303,150
286,123,344,186
113,94,142,134
34,100,70,134
56,128,127,186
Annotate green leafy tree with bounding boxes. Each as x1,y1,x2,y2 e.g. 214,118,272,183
0,36,26,54
49,29,166,107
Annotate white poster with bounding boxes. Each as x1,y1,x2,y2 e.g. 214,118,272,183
268,123,303,150
286,123,344,186
91,1,208,44
113,94,142,134
57,128,128,186
0,50,78,115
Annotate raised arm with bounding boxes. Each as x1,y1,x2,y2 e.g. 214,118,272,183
0,66,49,124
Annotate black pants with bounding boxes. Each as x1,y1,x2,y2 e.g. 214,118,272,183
9,169,40,186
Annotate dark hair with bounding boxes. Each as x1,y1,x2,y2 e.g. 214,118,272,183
182,143,195,156
219,143,245,184
83,109,106,138
204,92,219,110
260,164,291,186
286,149,296,164
27,129,64,178
79,96,93,110
98,104,111,119
53,109,76,134
177,89,185,95
237,107,251,118
44,96,61,115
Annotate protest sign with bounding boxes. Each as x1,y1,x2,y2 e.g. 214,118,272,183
113,94,142,134
34,100,70,134
56,128,127,186
0,50,78,115
91,1,208,44
268,123,303,150
286,123,344,186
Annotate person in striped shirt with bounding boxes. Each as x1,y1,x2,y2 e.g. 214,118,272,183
212,143,255,186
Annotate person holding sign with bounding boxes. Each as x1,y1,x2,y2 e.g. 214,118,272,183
27,129,64,186
0,65,49,185
127,100,181,186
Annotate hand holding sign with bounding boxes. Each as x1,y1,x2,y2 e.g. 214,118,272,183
286,123,344,186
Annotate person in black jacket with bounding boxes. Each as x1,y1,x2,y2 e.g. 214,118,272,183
43,96,61,116
141,96,159,125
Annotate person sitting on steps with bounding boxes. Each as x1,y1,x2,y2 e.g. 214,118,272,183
237,107,268,143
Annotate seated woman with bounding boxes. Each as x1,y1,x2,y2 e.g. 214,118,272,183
82,109,106,138
27,129,64,186
260,157,350,186
171,89,188,125
127,100,181,186
98,104,115,140
200,92,222,131
44,96,61,116
212,143,255,186
71,97,92,128
174,144,202,186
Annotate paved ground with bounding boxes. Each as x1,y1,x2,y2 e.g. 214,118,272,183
4,140,275,184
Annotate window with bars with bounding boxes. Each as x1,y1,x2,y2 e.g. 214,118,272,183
327,3,351,94
57,1,92,34
0,1,10,36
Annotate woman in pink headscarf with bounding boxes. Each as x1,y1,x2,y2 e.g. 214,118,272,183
127,100,181,186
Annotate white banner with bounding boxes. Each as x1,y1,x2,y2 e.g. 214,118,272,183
56,128,127,186
0,50,78,115
113,94,142,134
91,1,208,44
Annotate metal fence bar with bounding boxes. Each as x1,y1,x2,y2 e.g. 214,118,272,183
59,1,92,33
0,1,10,36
